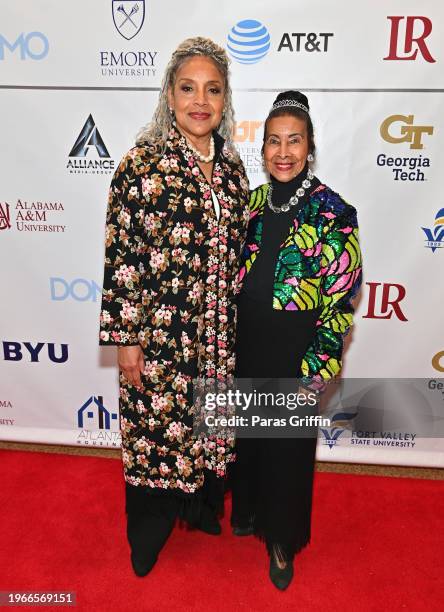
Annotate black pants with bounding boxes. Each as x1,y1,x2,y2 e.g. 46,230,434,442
231,292,319,559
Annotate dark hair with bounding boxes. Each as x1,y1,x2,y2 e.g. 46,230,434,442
262,90,315,158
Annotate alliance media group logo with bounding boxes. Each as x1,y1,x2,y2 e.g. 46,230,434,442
66,114,115,175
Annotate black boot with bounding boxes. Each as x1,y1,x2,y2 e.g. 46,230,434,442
126,487,177,577
269,545,294,590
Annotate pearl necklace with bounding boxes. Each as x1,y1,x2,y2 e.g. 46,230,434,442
267,168,314,214
185,135,215,163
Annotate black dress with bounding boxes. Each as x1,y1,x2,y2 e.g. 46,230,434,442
231,165,320,560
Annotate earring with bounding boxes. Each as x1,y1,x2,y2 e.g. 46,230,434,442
307,153,314,162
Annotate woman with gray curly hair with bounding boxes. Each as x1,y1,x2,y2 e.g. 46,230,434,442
99,37,249,576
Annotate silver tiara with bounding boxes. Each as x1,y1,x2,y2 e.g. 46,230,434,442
271,99,309,114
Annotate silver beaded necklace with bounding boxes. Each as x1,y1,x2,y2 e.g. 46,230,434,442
267,167,314,213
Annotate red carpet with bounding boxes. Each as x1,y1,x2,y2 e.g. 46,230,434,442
0,450,443,612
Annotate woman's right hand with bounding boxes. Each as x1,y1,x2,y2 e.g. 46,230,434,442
117,345,145,389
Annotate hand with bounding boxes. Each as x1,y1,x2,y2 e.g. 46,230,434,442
117,345,145,389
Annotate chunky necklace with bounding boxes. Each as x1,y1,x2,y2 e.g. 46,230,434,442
185,135,215,163
267,167,314,213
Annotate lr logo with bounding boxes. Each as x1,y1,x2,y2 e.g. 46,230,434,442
380,115,433,150
384,16,435,63
233,121,263,143
363,282,408,321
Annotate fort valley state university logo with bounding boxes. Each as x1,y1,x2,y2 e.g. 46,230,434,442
421,209,444,253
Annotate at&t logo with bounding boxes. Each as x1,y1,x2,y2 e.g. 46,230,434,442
0,32,49,60
67,115,115,175
421,209,444,253
377,115,432,182
384,16,435,63
227,20,271,64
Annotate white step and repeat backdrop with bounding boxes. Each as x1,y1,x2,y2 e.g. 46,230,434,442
1,0,443,466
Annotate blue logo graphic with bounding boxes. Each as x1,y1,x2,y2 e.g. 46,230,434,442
77,396,118,430
320,412,357,449
112,1,146,40
227,19,271,64
421,208,444,253
50,278,102,302
0,32,49,60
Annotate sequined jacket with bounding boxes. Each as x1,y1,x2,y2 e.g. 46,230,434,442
238,181,362,383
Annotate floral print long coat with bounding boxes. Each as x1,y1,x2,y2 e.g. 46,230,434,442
99,127,249,494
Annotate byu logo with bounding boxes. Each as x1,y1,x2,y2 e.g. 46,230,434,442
421,209,444,253
112,1,146,40
69,115,110,158
380,115,433,150
0,202,11,230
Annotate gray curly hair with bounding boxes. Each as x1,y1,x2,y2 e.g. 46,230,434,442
136,37,236,153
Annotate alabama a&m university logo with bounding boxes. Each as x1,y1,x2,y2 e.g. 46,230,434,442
0,202,11,230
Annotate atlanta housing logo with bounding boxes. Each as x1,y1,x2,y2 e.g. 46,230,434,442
66,115,115,175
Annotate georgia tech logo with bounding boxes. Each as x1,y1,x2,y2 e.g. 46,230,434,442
432,352,444,373
380,115,433,150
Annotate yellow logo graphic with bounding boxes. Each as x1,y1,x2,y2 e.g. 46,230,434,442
432,351,444,373
380,115,433,150
233,120,263,143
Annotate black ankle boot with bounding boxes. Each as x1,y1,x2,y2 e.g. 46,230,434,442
269,549,294,590
130,552,157,577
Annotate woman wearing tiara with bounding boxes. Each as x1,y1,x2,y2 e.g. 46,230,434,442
230,90,362,589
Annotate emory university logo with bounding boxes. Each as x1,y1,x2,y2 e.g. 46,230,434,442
112,1,145,40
